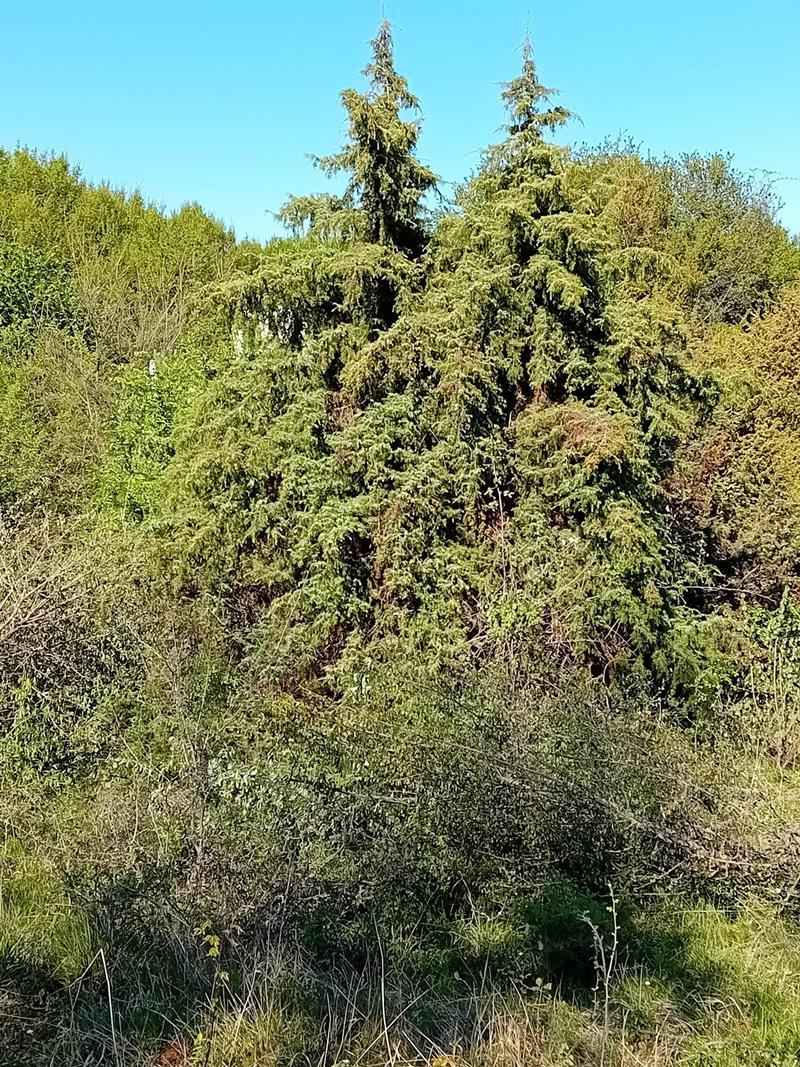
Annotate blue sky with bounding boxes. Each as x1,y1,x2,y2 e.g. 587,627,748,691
3,1,799,241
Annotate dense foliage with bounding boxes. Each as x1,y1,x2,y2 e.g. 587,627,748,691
2,25,800,1067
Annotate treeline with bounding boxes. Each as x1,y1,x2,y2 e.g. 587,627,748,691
2,24,800,1067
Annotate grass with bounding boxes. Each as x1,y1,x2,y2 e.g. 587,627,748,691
0,836,93,984
2,758,800,1065
56,898,791,1067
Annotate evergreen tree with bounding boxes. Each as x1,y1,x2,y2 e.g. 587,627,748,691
160,24,441,686
232,21,435,377
501,39,572,141
278,20,436,259
166,39,709,689
369,41,707,673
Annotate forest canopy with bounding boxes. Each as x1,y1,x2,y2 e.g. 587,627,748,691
2,23,800,1067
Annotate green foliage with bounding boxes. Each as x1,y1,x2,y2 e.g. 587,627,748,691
0,522,144,779
0,330,107,512
666,154,800,324
568,147,800,325
279,20,437,259
0,147,233,361
675,283,800,599
3,24,800,1067
166,42,714,691
0,239,82,333
97,332,220,517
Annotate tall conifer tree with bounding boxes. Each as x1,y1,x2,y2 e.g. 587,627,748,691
168,36,706,686
279,20,436,259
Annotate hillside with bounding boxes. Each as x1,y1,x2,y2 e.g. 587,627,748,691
2,24,800,1067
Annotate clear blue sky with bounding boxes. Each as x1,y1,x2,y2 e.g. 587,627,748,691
3,1,799,241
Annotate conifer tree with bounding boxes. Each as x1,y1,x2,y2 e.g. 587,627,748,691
167,37,706,688
454,38,605,409
234,21,435,363
370,40,706,672
162,24,440,687
501,39,572,143
279,20,436,259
